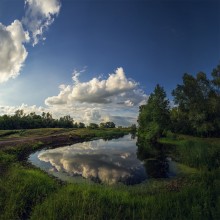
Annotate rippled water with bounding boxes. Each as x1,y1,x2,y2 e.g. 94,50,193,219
28,134,176,185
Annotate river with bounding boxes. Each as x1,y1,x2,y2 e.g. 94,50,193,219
28,134,177,185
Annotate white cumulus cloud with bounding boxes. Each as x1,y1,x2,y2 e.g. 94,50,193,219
23,0,61,46
45,67,144,106
0,20,30,83
84,109,102,122
101,115,137,127
0,67,147,126
43,68,148,126
0,0,61,83
0,103,45,116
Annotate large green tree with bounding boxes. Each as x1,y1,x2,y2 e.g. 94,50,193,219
138,84,170,141
172,66,220,137
212,63,220,93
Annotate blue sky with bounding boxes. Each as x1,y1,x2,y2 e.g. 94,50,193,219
0,0,219,126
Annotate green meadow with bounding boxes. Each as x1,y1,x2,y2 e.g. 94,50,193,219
0,128,219,219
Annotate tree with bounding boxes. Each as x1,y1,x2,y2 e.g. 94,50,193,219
88,123,99,129
170,107,192,134
15,109,24,118
100,122,116,128
78,122,85,128
210,64,220,135
130,124,137,132
211,63,220,95
58,115,74,128
138,84,170,141
99,123,105,128
172,71,219,137
0,111,87,130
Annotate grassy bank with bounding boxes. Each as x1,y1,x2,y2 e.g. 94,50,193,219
159,135,220,170
0,127,129,142
0,129,219,219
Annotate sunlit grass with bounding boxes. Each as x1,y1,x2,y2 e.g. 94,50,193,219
30,172,219,220
0,165,58,220
160,136,220,169
0,130,219,219
0,127,130,141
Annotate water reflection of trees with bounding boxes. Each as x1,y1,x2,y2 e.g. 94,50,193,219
136,137,169,178
102,133,125,141
130,131,136,140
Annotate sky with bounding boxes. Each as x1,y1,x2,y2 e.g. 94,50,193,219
0,0,219,126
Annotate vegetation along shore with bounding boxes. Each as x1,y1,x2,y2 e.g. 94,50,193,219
0,127,219,219
0,65,219,219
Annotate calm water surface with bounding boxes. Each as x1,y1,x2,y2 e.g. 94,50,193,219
29,135,176,185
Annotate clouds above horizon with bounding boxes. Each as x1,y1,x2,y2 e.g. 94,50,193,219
0,67,147,126
43,67,147,126
0,1,148,126
0,104,138,126
0,20,30,83
45,67,146,106
23,0,61,46
0,0,61,83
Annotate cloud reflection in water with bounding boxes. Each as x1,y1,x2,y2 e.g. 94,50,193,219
37,135,147,184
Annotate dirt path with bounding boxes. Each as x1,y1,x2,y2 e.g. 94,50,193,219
0,134,83,149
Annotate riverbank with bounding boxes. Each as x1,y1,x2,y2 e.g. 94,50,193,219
0,127,129,149
0,129,219,219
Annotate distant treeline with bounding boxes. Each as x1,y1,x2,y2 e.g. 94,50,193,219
138,63,220,140
0,110,116,130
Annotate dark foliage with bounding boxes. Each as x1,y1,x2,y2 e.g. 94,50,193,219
0,110,82,129
99,121,116,128
138,63,220,138
137,84,170,141
172,64,220,137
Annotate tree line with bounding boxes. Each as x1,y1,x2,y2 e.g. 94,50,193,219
138,64,220,140
0,110,116,130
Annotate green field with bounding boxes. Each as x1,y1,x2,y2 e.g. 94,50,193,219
0,128,219,219
0,127,128,141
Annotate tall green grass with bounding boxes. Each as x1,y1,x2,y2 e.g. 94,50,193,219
175,140,219,169
30,172,219,220
0,131,219,219
0,165,58,220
